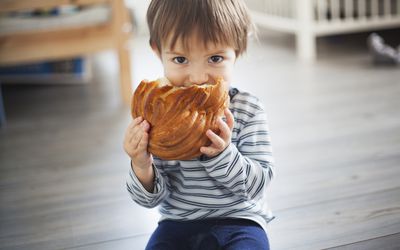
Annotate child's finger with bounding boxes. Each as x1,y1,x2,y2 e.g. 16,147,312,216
129,117,143,130
200,145,216,156
206,129,225,150
129,120,149,144
137,131,149,154
224,108,234,131
126,118,144,140
217,117,231,142
130,130,144,149
141,120,150,132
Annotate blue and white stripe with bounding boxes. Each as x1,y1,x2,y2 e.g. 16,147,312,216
127,88,275,233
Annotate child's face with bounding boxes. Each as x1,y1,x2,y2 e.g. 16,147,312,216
153,32,236,87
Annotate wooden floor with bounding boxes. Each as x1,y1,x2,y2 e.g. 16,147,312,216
1,29,400,249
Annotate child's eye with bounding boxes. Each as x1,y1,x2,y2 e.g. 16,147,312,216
208,55,224,64
173,57,188,64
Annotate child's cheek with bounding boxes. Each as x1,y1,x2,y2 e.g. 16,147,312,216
216,65,234,86
163,64,184,86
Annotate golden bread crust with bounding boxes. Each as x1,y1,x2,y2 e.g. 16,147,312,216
131,78,229,160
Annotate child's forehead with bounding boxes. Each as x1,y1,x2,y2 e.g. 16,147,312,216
162,31,232,53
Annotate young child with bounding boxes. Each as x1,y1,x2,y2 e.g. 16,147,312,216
124,0,275,249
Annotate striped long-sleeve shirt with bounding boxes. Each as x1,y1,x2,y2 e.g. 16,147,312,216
127,87,275,233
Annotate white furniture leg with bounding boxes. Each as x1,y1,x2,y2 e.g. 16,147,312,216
296,31,316,62
296,0,316,62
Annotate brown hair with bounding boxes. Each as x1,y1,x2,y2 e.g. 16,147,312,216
147,0,255,57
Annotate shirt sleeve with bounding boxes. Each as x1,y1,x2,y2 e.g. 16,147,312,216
126,161,168,208
200,109,275,201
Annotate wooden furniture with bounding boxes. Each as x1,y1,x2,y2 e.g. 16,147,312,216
247,0,400,61
0,0,133,105
0,84,5,126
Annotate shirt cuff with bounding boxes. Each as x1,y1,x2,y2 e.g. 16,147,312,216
129,162,163,197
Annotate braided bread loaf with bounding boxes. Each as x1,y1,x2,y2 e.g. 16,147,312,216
131,77,229,160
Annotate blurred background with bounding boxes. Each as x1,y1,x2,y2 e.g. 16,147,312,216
1,0,400,249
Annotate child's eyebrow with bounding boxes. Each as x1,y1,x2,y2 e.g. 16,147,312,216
165,49,229,56
165,50,184,55
206,50,228,56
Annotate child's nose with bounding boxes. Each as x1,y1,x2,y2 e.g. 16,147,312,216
189,70,209,85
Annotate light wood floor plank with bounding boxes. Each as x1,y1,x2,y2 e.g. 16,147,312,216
268,188,400,249
324,232,400,250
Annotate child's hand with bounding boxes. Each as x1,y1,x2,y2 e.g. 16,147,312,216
124,117,153,170
200,108,234,158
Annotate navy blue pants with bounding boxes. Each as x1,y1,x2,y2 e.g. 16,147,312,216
145,219,269,250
